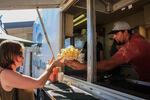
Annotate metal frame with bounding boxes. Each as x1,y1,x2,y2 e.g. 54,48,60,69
87,0,97,83
63,75,145,100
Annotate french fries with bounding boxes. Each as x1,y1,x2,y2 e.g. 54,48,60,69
58,45,80,60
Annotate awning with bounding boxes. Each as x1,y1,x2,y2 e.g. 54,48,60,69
0,32,34,46
0,0,65,10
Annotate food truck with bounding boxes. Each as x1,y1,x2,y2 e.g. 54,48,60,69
0,0,150,100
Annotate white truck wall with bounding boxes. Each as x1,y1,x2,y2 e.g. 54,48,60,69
32,8,62,78
23,47,32,75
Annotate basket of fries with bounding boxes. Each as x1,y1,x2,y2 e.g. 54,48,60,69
58,45,81,60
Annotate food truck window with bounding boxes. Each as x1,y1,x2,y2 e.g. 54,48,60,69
64,12,87,80
63,0,150,99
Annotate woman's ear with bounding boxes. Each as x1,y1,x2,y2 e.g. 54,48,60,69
13,56,20,64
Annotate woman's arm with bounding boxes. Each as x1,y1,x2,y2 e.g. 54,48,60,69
0,59,63,90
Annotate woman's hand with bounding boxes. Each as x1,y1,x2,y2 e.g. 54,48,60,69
53,57,64,67
47,57,64,82
47,57,64,69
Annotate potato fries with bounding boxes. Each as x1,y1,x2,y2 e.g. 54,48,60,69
58,45,80,60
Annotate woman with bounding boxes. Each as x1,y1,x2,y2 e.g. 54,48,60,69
0,40,62,99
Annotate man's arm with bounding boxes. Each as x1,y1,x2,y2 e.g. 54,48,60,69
97,58,124,71
100,50,104,60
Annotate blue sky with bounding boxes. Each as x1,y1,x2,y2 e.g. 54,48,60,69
0,9,38,23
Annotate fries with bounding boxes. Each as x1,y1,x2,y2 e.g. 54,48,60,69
58,45,80,60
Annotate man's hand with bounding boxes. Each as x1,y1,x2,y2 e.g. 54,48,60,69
64,60,86,70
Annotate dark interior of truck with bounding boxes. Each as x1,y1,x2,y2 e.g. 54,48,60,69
63,0,150,99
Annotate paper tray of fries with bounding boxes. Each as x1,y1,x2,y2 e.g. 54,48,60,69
58,45,84,63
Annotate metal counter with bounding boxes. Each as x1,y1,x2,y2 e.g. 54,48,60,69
43,82,98,100
40,75,147,100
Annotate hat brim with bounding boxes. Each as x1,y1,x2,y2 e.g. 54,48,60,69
108,31,117,34
108,30,123,34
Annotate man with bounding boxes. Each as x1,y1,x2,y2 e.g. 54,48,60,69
65,21,150,82
98,21,150,82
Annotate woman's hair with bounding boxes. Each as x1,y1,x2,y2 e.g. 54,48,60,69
0,40,24,70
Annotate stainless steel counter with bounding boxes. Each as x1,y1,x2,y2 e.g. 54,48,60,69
43,82,98,100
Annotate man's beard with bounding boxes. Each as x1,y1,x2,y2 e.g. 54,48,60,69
115,40,126,45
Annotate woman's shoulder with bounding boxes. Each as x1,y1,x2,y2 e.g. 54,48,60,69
0,69,15,78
